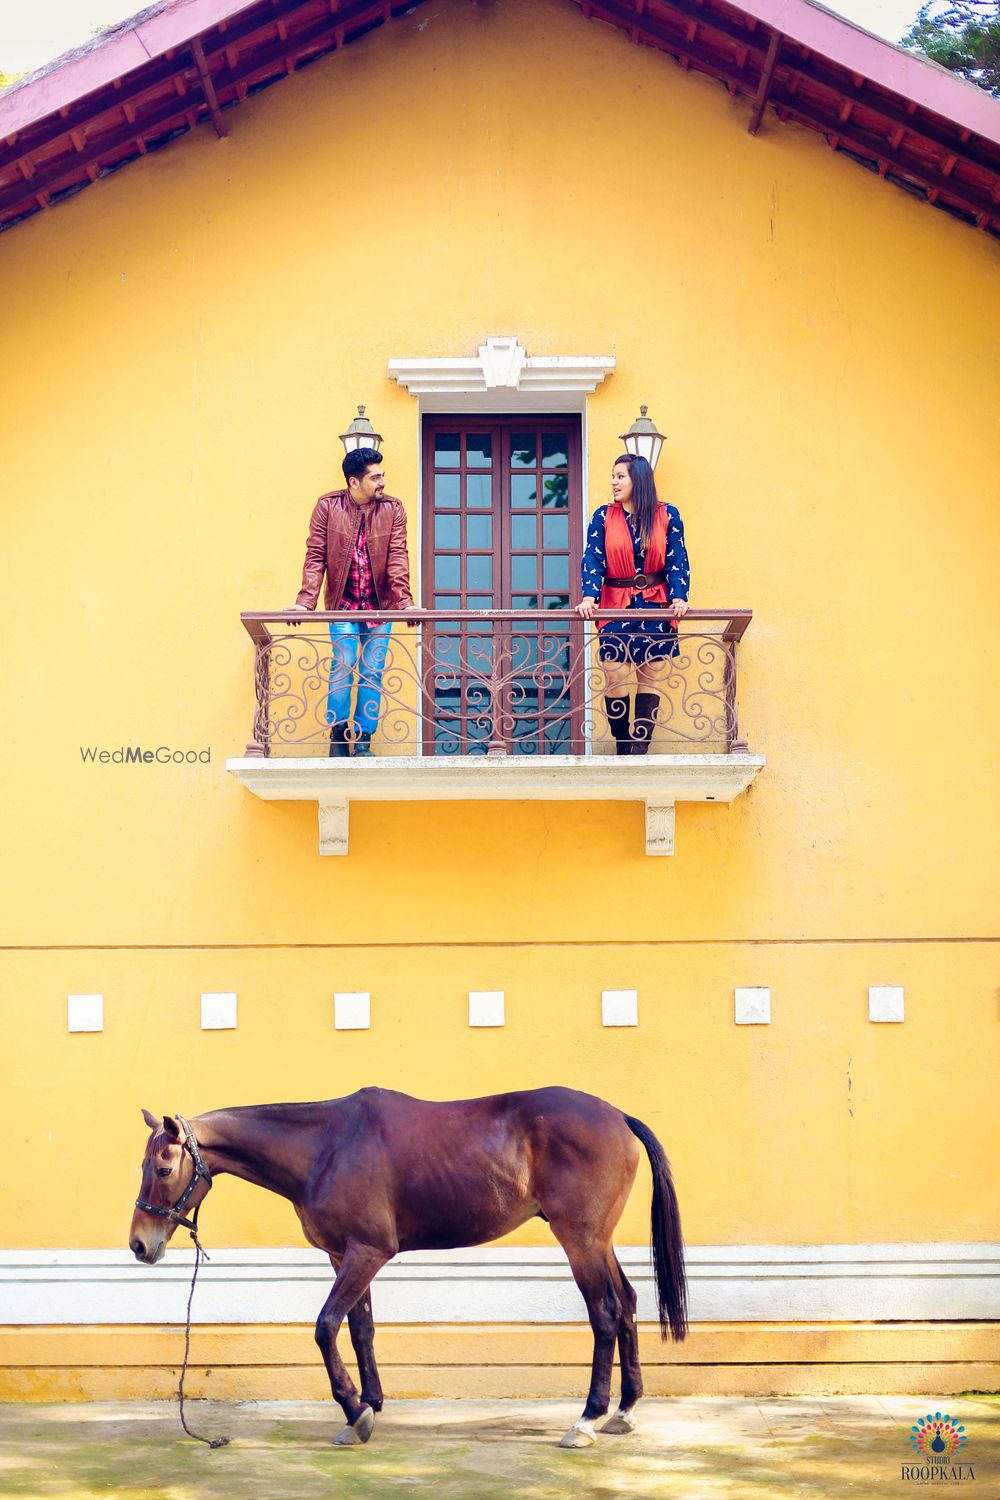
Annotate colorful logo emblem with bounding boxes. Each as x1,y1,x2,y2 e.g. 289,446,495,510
911,1412,968,1461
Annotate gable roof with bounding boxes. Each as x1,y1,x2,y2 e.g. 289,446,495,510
1,0,999,238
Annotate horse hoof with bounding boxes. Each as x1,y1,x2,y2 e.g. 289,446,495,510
558,1426,596,1449
600,1413,638,1435
334,1406,375,1446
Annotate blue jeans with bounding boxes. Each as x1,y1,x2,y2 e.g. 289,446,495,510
326,619,391,733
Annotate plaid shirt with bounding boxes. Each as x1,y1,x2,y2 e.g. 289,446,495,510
339,509,379,610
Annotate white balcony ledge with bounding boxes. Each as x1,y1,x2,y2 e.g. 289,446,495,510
226,752,765,856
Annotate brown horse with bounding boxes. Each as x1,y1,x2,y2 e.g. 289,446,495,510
129,1085,686,1449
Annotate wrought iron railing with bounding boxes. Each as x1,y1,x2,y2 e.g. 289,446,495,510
240,609,752,758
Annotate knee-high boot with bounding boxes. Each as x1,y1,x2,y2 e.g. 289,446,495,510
631,691,660,754
604,695,632,755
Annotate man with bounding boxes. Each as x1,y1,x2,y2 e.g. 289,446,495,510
290,447,417,757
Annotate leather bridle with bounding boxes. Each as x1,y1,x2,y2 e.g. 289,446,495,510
133,1114,229,1447
134,1113,213,1237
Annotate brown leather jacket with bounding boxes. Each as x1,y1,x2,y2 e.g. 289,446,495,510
295,490,414,611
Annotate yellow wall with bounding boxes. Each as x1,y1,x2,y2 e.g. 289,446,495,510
1,0,998,1253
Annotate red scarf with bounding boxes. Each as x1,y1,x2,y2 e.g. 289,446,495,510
599,502,669,628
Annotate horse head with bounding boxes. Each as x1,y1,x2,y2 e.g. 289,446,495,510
129,1108,212,1264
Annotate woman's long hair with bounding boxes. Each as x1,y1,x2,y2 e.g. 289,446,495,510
614,453,660,548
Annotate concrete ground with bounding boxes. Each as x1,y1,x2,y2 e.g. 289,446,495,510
1,1396,997,1499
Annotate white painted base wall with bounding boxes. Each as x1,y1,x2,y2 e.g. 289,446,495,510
2,1245,998,1325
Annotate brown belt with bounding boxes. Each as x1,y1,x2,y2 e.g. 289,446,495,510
603,570,667,589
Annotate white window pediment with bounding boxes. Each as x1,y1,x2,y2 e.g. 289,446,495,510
387,336,615,406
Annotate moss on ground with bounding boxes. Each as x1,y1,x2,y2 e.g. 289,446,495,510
0,1398,997,1500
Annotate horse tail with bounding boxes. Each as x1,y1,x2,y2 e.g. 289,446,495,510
623,1114,688,1342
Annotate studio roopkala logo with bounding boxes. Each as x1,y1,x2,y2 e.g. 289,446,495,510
903,1411,974,1484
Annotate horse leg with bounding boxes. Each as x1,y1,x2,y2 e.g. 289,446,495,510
314,1242,388,1446
551,1231,622,1449
601,1254,643,1434
347,1291,384,1413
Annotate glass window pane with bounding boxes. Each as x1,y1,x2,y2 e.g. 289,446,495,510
435,595,460,611
466,555,493,591
466,433,492,468
466,473,492,509
512,595,537,610
543,555,569,591
434,473,460,508
434,432,460,467
542,474,569,510
542,433,569,468
512,555,538,591
510,475,537,509
434,514,461,549
539,636,570,671
543,514,569,550
513,634,539,670
510,434,537,469
467,648,494,684
544,720,570,752
433,634,462,669
544,594,570,610
435,555,461,590
511,515,537,550
466,514,492,549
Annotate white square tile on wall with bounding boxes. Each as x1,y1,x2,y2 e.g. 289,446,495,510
602,990,638,1027
869,985,905,1023
469,991,505,1027
67,994,103,1033
735,987,771,1025
335,992,371,1031
201,992,237,1030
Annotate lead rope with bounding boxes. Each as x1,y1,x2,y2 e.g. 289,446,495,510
177,1206,231,1448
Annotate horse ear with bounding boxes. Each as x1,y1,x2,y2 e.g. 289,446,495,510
162,1115,181,1140
141,1108,161,1131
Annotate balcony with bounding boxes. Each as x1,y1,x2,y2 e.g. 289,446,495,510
226,609,764,855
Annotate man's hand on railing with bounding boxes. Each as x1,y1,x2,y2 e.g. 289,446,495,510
403,604,422,630
283,605,311,623
575,598,598,620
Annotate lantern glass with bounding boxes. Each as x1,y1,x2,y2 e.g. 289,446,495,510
634,433,663,468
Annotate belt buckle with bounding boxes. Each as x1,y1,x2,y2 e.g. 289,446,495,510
633,573,649,590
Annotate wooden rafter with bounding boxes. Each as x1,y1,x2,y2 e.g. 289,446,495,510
192,36,228,138
748,30,781,136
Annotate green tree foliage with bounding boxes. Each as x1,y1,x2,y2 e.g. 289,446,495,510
901,0,1000,96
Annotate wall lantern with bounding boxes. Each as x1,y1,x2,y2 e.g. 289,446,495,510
620,405,666,470
339,404,383,454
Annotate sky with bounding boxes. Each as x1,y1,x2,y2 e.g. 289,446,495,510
2,0,928,76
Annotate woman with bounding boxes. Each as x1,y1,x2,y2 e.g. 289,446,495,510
576,454,690,754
